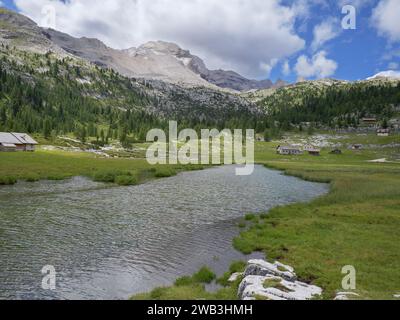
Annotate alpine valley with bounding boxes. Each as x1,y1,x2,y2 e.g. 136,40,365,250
1,7,399,142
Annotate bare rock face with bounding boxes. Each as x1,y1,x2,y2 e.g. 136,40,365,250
238,260,323,301
0,8,65,55
334,292,360,300
239,275,322,301
0,8,283,91
243,259,297,281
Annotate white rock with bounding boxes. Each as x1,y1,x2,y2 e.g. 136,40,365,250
228,272,243,283
244,259,297,281
334,292,359,300
334,295,349,300
238,275,322,301
394,294,400,298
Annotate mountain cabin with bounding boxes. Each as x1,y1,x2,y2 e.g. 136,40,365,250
0,132,38,152
277,145,302,155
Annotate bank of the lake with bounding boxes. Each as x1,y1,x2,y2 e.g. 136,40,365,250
1,135,400,300
134,139,400,300
0,149,202,186
0,164,327,299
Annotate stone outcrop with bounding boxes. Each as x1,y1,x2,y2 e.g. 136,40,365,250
334,292,360,300
238,260,322,300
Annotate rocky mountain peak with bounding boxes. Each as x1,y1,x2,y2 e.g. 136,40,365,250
0,8,283,91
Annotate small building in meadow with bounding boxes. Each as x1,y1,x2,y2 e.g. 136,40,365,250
330,149,342,155
307,148,321,156
0,132,38,152
362,118,378,127
303,144,317,152
377,128,390,137
277,145,303,155
351,144,363,150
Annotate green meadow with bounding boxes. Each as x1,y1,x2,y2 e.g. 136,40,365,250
132,134,400,300
1,133,400,300
0,149,205,185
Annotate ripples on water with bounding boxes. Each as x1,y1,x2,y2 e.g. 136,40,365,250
0,165,328,300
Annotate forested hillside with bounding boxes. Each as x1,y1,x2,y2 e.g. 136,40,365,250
256,79,400,129
0,46,261,144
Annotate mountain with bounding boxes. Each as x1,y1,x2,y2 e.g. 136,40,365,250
45,29,282,91
367,70,400,80
0,8,263,142
251,78,400,129
0,7,278,91
0,7,66,55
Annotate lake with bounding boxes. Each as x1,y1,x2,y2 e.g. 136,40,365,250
0,165,328,300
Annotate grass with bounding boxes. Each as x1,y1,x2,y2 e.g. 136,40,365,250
263,278,293,293
1,133,400,300
0,150,187,186
132,263,243,301
230,135,400,300
131,133,400,300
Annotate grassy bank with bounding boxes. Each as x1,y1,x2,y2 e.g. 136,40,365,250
0,149,203,186
1,134,400,300
132,134,400,300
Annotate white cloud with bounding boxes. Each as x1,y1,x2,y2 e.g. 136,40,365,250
338,0,375,10
282,60,291,76
311,18,341,52
372,0,400,42
295,51,338,79
388,62,399,70
14,0,306,78
260,59,278,77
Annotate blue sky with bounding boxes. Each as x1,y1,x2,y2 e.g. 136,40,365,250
1,0,399,83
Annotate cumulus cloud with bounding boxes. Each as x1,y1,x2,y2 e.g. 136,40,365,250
282,60,291,76
372,0,400,42
311,18,341,52
295,51,338,79
338,0,375,10
14,0,306,78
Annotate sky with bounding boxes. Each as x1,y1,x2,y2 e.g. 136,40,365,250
1,0,399,83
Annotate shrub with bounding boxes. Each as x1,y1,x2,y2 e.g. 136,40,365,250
229,261,247,274
115,175,138,186
93,171,118,183
25,173,40,182
245,214,256,221
154,167,176,178
193,267,216,284
149,287,168,299
0,176,17,185
174,276,194,287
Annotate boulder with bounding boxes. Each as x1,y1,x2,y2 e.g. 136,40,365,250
243,259,297,281
228,272,243,283
334,292,360,300
238,275,322,301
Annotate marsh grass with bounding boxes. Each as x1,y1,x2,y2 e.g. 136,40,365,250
2,134,400,300
0,176,17,185
233,148,400,299
0,150,198,186
132,263,242,300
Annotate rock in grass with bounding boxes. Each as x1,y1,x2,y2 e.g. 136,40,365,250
244,259,297,281
334,292,360,300
238,259,322,300
238,275,322,301
228,272,243,283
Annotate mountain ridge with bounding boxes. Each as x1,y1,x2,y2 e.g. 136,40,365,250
0,7,281,92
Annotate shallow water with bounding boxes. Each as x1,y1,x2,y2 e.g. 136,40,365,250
0,165,328,300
